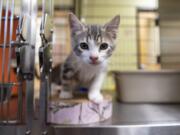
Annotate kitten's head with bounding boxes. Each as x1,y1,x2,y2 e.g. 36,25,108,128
69,13,120,65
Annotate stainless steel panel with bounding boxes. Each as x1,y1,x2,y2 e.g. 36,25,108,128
51,102,180,135
1,102,180,135
52,126,180,135
159,0,180,68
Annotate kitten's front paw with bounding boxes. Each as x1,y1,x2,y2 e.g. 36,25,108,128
88,92,104,103
59,90,73,99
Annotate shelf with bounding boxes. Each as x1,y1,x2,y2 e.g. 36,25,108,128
1,102,180,135
51,102,180,135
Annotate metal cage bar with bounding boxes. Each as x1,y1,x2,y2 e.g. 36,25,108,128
0,1,38,135
0,0,24,125
39,0,54,134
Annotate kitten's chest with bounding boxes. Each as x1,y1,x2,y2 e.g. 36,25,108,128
77,63,101,83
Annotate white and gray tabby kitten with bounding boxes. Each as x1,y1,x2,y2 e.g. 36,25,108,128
56,13,120,103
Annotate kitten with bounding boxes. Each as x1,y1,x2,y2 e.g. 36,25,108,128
57,13,120,103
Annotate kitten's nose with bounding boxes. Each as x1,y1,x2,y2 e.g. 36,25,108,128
90,56,98,61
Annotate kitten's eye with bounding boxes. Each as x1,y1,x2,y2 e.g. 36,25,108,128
80,42,89,50
100,43,108,50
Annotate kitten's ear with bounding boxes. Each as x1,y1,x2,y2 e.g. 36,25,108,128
69,13,85,35
103,15,120,39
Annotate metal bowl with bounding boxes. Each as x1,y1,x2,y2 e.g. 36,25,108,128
113,70,180,103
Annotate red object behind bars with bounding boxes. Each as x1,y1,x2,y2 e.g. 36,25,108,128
0,10,19,96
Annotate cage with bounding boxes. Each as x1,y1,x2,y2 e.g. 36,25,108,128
0,0,37,134
1,0,180,135
0,1,23,125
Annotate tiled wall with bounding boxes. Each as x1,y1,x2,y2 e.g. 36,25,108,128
52,12,71,67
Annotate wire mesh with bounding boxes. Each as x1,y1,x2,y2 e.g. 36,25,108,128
0,0,25,125
51,9,160,90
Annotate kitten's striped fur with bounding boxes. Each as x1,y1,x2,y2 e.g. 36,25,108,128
54,13,120,103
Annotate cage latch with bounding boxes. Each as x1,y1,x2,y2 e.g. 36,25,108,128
14,17,35,80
